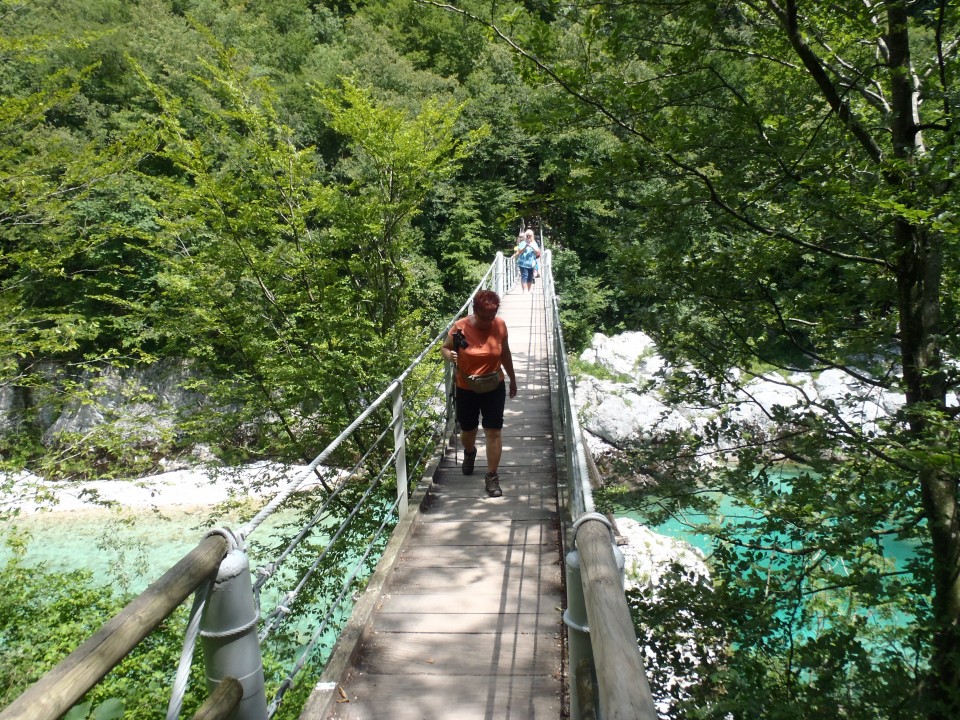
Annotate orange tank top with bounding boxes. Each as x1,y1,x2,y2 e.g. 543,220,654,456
450,316,508,389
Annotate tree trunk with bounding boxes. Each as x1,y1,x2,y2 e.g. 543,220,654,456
886,5,960,715
897,221,960,718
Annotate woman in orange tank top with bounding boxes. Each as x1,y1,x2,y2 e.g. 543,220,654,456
441,290,517,497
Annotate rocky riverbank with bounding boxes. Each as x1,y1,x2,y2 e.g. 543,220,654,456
3,461,319,516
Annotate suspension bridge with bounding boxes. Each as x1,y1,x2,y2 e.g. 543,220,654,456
1,252,655,720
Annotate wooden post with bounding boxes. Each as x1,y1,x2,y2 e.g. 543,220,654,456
576,518,657,720
190,677,242,720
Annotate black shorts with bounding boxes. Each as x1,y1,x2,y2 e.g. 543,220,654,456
455,381,506,431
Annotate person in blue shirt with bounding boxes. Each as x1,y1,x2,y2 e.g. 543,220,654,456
512,229,541,292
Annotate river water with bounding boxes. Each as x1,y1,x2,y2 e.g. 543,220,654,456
0,463,329,594
1,503,302,595
620,491,919,568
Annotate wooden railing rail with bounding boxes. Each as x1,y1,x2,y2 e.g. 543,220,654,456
576,518,657,719
190,677,242,720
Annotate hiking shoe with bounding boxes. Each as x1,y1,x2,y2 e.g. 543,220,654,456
485,472,502,497
462,448,477,475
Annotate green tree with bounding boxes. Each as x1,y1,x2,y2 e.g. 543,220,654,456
336,2,544,302
455,0,960,716
0,530,203,717
135,29,480,462
0,0,169,490
318,76,485,336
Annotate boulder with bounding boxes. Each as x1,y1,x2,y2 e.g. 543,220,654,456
813,367,861,401
579,331,660,379
727,376,810,427
575,376,690,448
574,331,924,450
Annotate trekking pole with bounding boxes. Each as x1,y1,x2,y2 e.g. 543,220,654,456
450,328,468,464
452,374,460,464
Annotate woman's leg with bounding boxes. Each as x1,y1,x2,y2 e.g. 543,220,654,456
484,428,502,473
460,427,478,453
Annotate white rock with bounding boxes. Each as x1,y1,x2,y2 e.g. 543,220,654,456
727,376,807,427
743,376,803,405
575,331,923,447
579,331,659,378
878,389,906,415
2,461,333,516
575,376,690,447
583,430,618,458
616,517,710,595
813,367,860,401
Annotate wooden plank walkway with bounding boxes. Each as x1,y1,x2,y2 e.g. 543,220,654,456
301,283,565,720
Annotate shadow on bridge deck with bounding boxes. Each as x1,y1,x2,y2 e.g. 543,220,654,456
300,283,565,720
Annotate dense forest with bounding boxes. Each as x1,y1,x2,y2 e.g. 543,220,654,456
2,1,958,718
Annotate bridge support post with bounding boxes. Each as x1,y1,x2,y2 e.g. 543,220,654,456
565,513,633,719
564,548,594,719
200,546,268,720
444,362,457,438
494,251,505,296
391,381,409,517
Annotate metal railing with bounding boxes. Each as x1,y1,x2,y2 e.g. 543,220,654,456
542,251,657,720
1,247,655,720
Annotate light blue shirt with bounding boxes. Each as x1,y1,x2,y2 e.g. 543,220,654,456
517,242,538,269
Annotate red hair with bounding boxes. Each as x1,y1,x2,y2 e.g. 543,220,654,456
473,289,501,313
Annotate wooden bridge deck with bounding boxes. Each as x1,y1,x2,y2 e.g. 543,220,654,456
301,283,565,720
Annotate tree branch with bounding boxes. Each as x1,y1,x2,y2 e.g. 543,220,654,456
765,0,885,163
416,0,894,270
